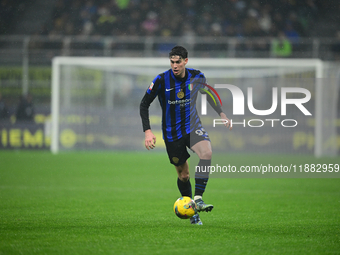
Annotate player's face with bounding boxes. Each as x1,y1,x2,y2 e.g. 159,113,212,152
170,56,188,78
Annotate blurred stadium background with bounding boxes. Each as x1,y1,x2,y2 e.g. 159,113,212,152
1,1,340,254
0,0,340,155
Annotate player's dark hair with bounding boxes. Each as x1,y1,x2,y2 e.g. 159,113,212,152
169,46,188,59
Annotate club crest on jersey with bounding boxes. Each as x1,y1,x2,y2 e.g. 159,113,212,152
177,89,184,99
148,82,154,91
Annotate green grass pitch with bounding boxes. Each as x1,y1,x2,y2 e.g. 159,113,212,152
0,151,339,255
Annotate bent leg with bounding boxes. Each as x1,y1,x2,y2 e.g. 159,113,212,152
191,140,212,160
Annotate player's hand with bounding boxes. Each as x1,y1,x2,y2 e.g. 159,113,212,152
144,129,156,150
220,112,232,130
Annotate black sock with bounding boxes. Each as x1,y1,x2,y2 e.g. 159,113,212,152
195,159,211,197
177,178,192,198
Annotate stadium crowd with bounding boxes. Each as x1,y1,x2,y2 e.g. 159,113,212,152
0,0,26,35
45,0,318,39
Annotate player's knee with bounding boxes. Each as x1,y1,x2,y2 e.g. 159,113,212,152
200,149,212,160
176,162,190,182
180,174,190,182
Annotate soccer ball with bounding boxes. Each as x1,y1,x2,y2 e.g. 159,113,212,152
173,196,197,219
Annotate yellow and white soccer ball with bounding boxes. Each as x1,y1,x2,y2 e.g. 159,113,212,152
173,196,197,219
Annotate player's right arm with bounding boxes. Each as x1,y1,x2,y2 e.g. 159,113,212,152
144,129,156,150
139,76,161,150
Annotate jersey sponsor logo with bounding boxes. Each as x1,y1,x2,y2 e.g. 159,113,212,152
168,98,191,108
167,99,191,104
165,88,174,91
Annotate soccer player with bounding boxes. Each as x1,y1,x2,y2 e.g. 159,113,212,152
140,46,232,225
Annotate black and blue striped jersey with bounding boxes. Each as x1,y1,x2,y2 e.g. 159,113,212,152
141,68,209,142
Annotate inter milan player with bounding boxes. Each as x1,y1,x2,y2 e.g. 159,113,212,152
140,46,232,225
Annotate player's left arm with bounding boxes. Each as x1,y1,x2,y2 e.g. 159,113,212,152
200,81,232,130
219,112,232,130
206,93,232,130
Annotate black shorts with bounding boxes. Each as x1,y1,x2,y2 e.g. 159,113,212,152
165,126,210,166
